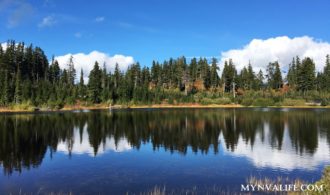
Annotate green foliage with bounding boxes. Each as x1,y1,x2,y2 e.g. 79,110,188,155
252,98,275,107
281,98,306,106
200,97,232,105
221,59,237,92
241,98,254,106
10,101,34,111
266,61,282,89
307,166,330,195
297,57,316,92
321,99,329,106
88,61,102,103
0,40,330,108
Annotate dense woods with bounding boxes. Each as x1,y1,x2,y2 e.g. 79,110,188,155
1,40,330,109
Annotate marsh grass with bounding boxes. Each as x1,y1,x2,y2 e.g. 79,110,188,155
247,166,330,195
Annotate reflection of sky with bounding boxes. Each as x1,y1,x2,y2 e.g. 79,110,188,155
220,122,330,170
57,124,132,156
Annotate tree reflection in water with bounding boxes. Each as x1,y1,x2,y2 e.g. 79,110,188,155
0,108,329,175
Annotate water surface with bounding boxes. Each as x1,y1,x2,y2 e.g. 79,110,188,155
0,108,329,194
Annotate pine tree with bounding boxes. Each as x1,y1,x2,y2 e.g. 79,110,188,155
101,63,110,101
255,70,264,90
49,59,61,84
14,67,22,104
67,55,76,85
2,70,10,105
247,62,255,90
287,58,297,87
189,58,198,82
210,58,219,89
273,62,283,89
266,61,282,89
324,54,330,91
199,58,211,89
297,57,315,92
114,63,121,89
88,61,102,103
239,66,249,90
79,69,85,99
174,58,184,89
296,56,303,90
221,59,237,92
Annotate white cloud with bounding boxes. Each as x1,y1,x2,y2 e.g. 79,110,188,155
220,36,330,73
55,51,134,82
38,16,56,28
1,43,8,50
95,16,105,22
57,125,132,156
220,123,330,170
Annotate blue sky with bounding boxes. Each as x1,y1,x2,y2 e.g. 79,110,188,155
1,0,330,67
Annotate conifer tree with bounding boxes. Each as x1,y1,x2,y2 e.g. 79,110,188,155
67,55,76,85
287,58,297,87
266,61,282,89
14,67,22,104
324,54,330,91
256,70,264,90
2,70,10,105
247,62,255,89
88,61,102,103
79,69,85,99
210,58,220,89
221,59,237,92
297,57,315,92
189,58,198,82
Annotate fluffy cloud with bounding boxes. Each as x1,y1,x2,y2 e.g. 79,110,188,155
220,36,330,73
57,125,132,156
220,124,330,170
1,43,7,50
55,51,134,82
38,16,57,28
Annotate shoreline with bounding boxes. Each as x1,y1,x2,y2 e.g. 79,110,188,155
1,103,330,113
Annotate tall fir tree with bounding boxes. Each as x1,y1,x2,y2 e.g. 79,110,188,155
14,67,22,104
210,58,220,89
256,70,264,90
266,61,282,89
297,57,315,92
324,54,330,91
88,61,102,103
79,69,85,99
67,55,76,85
221,59,237,92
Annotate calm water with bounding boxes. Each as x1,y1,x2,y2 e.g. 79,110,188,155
0,108,329,194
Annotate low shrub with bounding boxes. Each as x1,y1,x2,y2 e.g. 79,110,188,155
252,98,274,107
241,98,254,106
307,166,330,195
200,98,232,105
321,99,329,106
10,101,34,111
281,98,306,106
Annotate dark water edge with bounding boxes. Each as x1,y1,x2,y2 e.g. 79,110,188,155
0,108,329,194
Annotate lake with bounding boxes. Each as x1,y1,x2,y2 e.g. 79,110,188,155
0,108,329,194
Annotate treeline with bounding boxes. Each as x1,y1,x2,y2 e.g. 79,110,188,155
0,40,330,108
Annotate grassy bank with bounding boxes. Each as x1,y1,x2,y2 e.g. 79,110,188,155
1,101,330,113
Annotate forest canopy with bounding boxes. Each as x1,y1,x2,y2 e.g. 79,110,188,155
0,40,330,108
